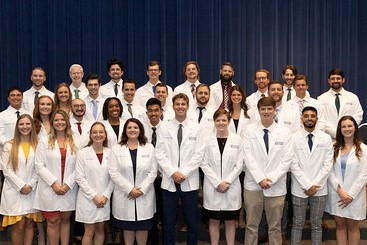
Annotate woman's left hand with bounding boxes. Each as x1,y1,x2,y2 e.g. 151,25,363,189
217,181,230,193
127,187,143,200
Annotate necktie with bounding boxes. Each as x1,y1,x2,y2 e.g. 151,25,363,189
261,93,265,98
152,86,155,93
15,111,20,118
287,88,292,101
308,133,313,151
114,83,118,96
74,89,80,99
151,127,157,147
77,122,82,135
299,99,305,114
198,107,205,123
263,129,269,153
274,108,280,123
223,84,229,110
191,84,196,98
160,108,164,120
335,93,340,115
34,91,40,105
127,104,133,118
92,100,98,120
177,124,183,167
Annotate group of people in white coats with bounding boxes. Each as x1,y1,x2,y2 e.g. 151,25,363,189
0,60,366,245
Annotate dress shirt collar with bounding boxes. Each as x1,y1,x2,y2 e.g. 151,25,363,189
329,87,345,96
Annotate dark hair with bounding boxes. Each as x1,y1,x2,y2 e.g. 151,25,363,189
147,61,162,71
196,83,210,94
213,108,231,121
122,79,137,90
119,118,147,145
328,68,345,79
228,85,250,119
183,61,200,79
85,73,101,85
172,93,189,106
333,116,363,162
32,67,46,76
302,106,318,115
146,98,162,110
87,122,108,147
102,97,123,120
282,65,298,76
7,86,23,97
154,83,168,93
107,58,125,72
268,80,284,90
294,74,309,86
221,62,234,70
257,97,276,109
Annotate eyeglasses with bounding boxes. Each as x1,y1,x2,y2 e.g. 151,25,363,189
148,69,160,72
72,104,86,108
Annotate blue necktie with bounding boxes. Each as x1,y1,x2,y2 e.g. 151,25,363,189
263,129,269,153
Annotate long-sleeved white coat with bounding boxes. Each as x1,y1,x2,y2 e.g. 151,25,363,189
75,146,114,223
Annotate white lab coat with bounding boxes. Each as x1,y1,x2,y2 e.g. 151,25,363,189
325,144,367,220
317,88,363,139
33,138,78,211
155,118,200,192
242,122,293,197
198,132,244,211
291,129,333,198
229,109,253,136
0,143,38,215
70,117,94,149
108,143,157,221
75,146,114,223
209,80,236,109
102,119,126,148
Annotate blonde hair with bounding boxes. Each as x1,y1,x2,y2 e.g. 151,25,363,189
48,110,77,154
8,114,38,171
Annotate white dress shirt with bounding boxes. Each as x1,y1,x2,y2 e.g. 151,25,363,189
82,95,105,122
136,81,173,107
70,82,88,100
173,80,201,106
246,90,268,110
23,86,54,113
100,79,123,101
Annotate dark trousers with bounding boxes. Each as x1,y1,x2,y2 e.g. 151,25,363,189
161,185,198,245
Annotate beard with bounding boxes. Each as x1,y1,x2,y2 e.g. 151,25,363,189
331,83,342,90
303,122,316,129
220,74,233,84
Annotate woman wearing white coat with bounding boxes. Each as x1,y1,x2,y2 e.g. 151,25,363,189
192,109,244,245
75,122,114,245
33,110,78,245
108,118,157,245
325,116,367,245
0,114,43,245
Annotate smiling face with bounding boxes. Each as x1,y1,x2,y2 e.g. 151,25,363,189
255,71,269,90
185,64,199,82
147,64,161,83
294,79,309,98
90,123,107,145
268,83,284,103
301,109,318,130
196,86,210,106
53,113,67,133
8,89,23,110
108,64,123,82
328,75,345,92
146,104,162,125
71,99,86,117
107,99,121,119
18,117,32,136
230,90,243,104
86,79,100,97
154,86,168,104
126,121,140,140
173,98,189,121
282,69,295,86
38,97,53,116
69,66,84,84
214,114,229,133
31,68,46,89
259,105,275,124
122,82,136,103
57,86,70,102
340,119,356,140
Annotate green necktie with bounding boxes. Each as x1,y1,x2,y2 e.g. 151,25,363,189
287,88,291,101
335,93,340,115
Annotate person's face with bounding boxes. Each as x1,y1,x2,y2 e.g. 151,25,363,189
173,98,189,118
69,67,84,83
126,121,140,140
154,86,168,103
214,114,229,132
258,106,275,122
146,65,161,81
107,99,121,119
122,83,136,103
57,86,70,102
146,104,162,125
71,100,86,117
8,90,23,109
268,84,284,103
230,90,243,104
90,124,106,144
294,79,309,98
196,86,210,106
53,113,67,132
282,69,295,86
185,64,199,81
108,64,123,81
31,69,46,88
340,119,355,139
86,79,100,96
301,110,318,129
38,97,53,116
220,65,234,82
18,117,32,136
328,75,345,91
255,72,269,90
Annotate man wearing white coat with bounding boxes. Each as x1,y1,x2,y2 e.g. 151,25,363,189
70,98,94,148
242,97,293,245
290,106,333,245
155,93,200,245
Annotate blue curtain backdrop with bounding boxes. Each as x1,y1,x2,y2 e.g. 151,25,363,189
1,0,366,117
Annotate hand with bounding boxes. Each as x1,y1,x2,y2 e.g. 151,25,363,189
20,184,32,195
93,195,105,208
51,182,66,195
171,171,186,184
216,181,230,193
100,195,108,205
304,185,320,196
61,184,70,193
337,186,353,209
127,187,143,200
259,178,272,189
